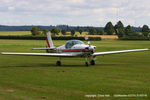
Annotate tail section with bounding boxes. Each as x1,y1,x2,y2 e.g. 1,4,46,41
31,32,55,51
46,32,54,48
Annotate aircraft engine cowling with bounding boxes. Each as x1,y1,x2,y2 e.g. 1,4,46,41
85,46,96,53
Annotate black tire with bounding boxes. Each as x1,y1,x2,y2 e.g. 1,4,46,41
56,61,61,66
85,62,88,66
90,60,95,65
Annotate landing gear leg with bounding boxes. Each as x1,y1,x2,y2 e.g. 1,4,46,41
85,57,89,66
56,57,61,66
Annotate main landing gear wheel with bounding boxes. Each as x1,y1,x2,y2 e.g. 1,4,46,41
90,60,95,65
85,57,89,66
56,61,61,66
85,62,89,67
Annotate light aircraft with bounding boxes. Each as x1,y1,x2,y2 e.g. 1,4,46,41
0,32,149,66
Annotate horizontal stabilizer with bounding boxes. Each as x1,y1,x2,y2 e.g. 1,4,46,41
31,47,56,50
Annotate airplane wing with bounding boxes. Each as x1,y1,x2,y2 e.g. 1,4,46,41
0,52,82,57
92,48,149,56
1,49,148,57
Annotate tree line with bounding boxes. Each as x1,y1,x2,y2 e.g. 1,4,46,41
114,21,150,39
31,27,82,36
31,23,111,36
31,21,150,38
31,26,105,36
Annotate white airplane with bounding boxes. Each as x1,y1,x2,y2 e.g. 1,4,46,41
0,32,149,66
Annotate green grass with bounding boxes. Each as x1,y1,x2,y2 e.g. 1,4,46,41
0,40,150,100
0,31,31,36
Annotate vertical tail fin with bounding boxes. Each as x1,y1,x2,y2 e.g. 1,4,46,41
46,32,54,48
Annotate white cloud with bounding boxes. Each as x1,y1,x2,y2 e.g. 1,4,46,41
66,0,85,4
8,6,15,11
0,0,150,26
93,8,103,14
2,0,14,3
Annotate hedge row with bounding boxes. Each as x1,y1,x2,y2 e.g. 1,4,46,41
119,36,150,40
0,36,101,41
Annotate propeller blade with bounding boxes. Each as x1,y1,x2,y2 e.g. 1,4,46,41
88,41,91,45
84,36,89,41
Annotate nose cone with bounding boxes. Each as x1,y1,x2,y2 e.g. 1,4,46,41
85,46,96,53
90,46,96,53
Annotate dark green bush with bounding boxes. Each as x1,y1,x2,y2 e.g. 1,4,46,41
119,36,150,40
0,36,101,41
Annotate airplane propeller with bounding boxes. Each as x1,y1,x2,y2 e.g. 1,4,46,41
84,36,90,46
85,36,93,53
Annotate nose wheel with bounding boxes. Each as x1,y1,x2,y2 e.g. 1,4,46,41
85,61,89,66
85,57,95,66
90,60,95,65
85,57,89,66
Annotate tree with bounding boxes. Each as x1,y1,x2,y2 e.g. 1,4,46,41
142,25,149,32
79,28,83,35
114,21,125,38
125,25,137,36
42,29,49,35
61,29,66,35
116,28,125,38
31,27,41,36
96,29,104,35
142,25,149,37
104,22,115,35
117,21,124,29
71,30,75,36
51,27,60,36
88,27,97,35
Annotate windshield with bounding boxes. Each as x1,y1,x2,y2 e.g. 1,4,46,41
65,40,84,49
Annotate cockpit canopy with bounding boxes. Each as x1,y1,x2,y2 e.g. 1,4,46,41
65,40,84,49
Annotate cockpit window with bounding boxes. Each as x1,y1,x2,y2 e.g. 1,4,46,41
65,40,84,49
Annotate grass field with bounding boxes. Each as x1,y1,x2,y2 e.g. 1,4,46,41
0,31,31,36
0,39,150,100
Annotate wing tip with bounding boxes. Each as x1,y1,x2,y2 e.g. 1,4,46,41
146,48,149,50
142,48,149,51
135,48,149,51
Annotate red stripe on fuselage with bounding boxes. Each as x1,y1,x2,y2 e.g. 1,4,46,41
46,37,50,48
49,49,89,53
62,49,89,52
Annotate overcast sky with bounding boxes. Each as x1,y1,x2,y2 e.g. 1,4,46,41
1,0,150,27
